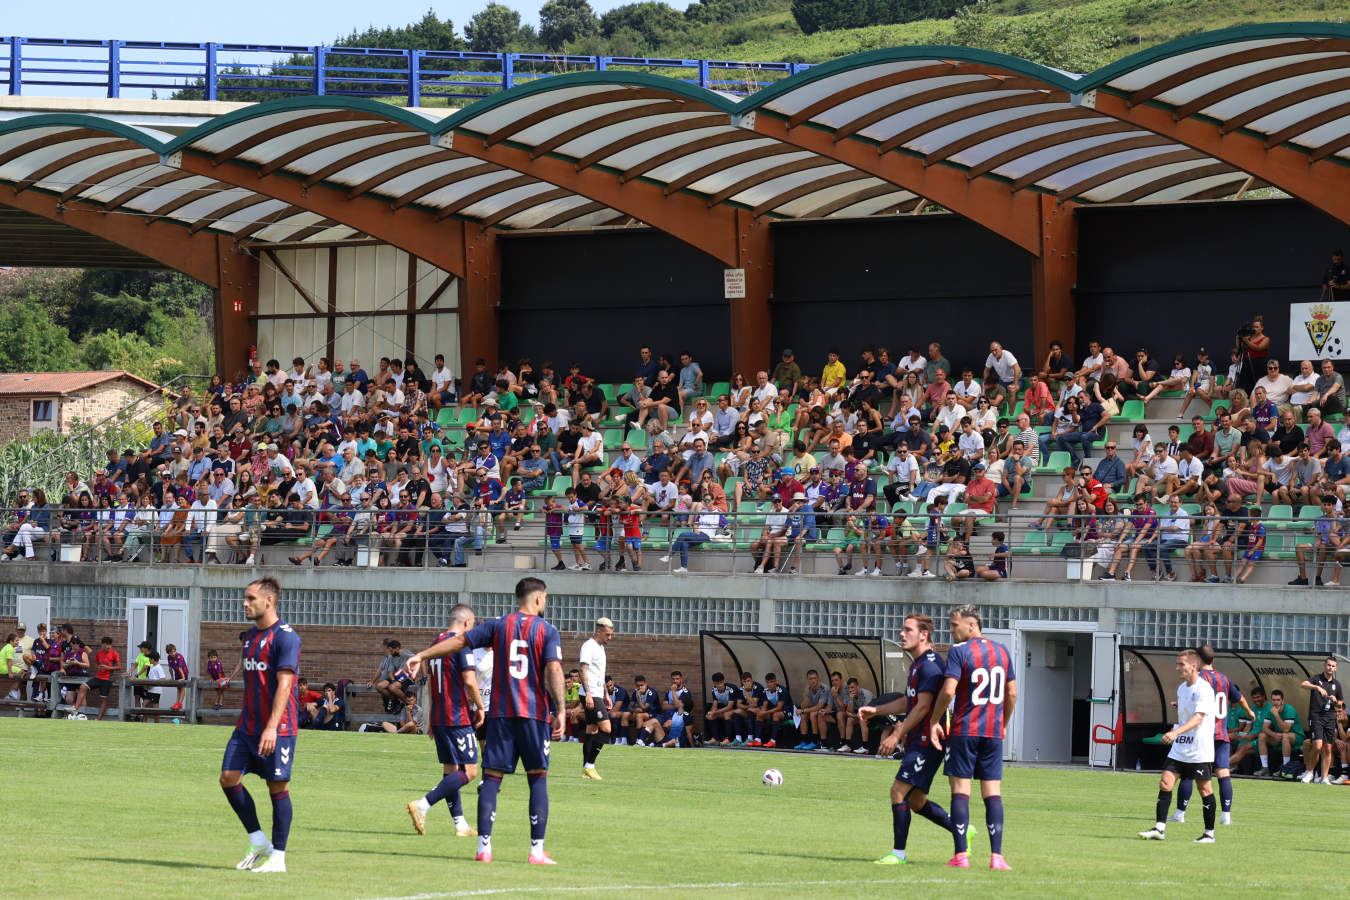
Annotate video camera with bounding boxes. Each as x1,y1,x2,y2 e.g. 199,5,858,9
1236,321,1258,339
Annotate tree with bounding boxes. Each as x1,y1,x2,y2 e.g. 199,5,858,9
600,2,685,48
792,0,961,35
945,1,1116,71
466,2,530,52
0,300,78,372
540,0,600,51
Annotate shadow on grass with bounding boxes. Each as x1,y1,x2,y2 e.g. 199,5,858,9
743,849,846,862
80,857,233,870
322,848,463,860
311,827,410,836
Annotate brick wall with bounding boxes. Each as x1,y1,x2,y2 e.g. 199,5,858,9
0,397,36,445
58,382,148,435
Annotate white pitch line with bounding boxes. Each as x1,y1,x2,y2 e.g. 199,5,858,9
358,877,1190,900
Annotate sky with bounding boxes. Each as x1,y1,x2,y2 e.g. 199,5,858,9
5,1,695,45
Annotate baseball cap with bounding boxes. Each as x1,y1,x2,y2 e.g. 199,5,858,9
781,348,794,357
172,446,183,453
174,429,188,437
808,467,820,473
16,622,25,630
972,462,987,470
791,491,806,500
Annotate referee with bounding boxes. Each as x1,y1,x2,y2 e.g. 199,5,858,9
1299,657,1344,784
579,617,615,781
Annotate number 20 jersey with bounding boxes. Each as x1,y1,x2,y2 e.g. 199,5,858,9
944,637,1016,739
462,612,562,722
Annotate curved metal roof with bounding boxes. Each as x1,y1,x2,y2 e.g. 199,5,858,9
0,23,1346,254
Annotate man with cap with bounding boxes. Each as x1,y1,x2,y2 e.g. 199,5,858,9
10,623,32,700
959,462,998,541
771,349,802,396
578,617,615,780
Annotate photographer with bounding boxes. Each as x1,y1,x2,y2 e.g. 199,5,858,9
1236,315,1270,392
1323,249,1349,299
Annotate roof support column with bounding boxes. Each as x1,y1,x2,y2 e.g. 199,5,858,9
1031,196,1078,362
459,222,501,387
214,234,259,382
731,210,774,378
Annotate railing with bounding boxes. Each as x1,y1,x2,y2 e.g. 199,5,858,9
0,505,1327,585
0,37,811,104
0,373,212,505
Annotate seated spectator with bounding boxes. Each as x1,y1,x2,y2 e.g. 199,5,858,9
312,682,347,730
975,531,1010,580
795,669,831,750
662,509,722,573
1148,493,1190,582
369,639,413,714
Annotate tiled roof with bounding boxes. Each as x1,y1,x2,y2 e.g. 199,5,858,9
0,370,160,397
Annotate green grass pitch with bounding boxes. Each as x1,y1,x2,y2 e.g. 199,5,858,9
7,718,1343,897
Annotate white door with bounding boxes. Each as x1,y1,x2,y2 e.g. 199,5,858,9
1089,632,1122,768
17,595,51,632
127,599,191,663
979,628,1021,762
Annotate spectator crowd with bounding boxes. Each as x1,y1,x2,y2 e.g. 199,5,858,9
3,326,1349,583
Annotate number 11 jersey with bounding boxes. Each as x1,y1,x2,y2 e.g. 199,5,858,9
463,612,562,722
945,637,1016,740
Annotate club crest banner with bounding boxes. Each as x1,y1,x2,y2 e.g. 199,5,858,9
1289,301,1350,360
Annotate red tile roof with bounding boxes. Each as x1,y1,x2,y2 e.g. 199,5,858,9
0,370,160,397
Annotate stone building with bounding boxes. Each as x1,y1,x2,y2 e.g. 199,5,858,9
0,371,160,445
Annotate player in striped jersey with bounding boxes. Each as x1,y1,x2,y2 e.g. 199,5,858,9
219,577,301,874
929,604,1017,871
407,577,565,865
860,613,955,865
407,603,486,838
1170,644,1253,826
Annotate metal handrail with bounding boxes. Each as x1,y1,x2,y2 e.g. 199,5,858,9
0,373,212,504
0,504,1329,582
0,37,811,103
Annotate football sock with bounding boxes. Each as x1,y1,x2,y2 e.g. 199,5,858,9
892,802,911,851
1218,776,1233,812
269,790,292,852
478,774,502,837
709,718,723,741
917,799,953,832
950,793,970,854
1155,789,1172,829
1259,753,1269,769
527,772,548,841
426,771,469,808
1176,778,1192,811
732,715,745,740
1201,792,1217,831
983,795,1004,855
223,783,261,834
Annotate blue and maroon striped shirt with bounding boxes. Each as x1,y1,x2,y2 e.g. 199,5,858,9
236,620,301,738
1199,668,1242,743
906,648,946,751
463,612,562,722
428,630,475,728
945,637,1016,739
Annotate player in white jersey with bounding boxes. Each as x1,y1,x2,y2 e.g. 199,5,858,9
578,617,615,780
1140,649,1218,843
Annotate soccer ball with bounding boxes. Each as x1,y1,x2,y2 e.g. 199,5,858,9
762,768,783,786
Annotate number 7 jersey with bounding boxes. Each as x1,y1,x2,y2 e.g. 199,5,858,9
462,612,562,722
944,637,1016,739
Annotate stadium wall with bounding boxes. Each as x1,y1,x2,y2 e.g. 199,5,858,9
4,566,1348,688
1075,198,1347,360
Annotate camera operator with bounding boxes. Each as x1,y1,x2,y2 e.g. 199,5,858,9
1323,249,1349,300
1235,315,1270,392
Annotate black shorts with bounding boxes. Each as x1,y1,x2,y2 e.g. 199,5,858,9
1164,758,1213,781
584,699,609,725
86,677,112,698
1308,715,1337,744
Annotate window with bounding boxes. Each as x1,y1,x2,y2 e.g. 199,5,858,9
31,400,53,422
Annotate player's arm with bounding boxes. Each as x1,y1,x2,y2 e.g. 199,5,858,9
405,633,469,680
859,695,906,723
260,669,296,756
1003,678,1018,729
878,722,904,756
1164,709,1206,744
462,667,486,727
927,676,959,749
545,659,566,740
579,662,594,708
892,690,934,744
1237,691,1255,720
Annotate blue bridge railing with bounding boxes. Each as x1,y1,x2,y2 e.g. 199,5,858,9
0,37,811,104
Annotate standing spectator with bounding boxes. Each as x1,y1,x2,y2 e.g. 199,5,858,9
677,352,703,404
984,342,1021,400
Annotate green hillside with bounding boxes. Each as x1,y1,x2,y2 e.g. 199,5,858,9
677,0,1347,72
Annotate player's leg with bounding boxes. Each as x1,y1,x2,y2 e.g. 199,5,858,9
1141,764,1178,839
1212,741,1234,823
522,719,555,864
974,739,1009,868
220,732,271,869
1193,771,1216,841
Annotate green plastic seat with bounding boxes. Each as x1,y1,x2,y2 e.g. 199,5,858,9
454,407,479,426
434,407,457,427
1119,400,1145,421
708,381,730,399
1267,504,1294,528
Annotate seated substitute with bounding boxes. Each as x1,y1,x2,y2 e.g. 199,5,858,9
706,672,747,746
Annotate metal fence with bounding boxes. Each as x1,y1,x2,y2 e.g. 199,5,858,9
0,504,1335,584
0,37,810,103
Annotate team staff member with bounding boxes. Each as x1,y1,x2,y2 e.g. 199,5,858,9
579,617,615,780
219,577,302,874
1139,650,1218,844
1299,656,1345,784
861,614,954,865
